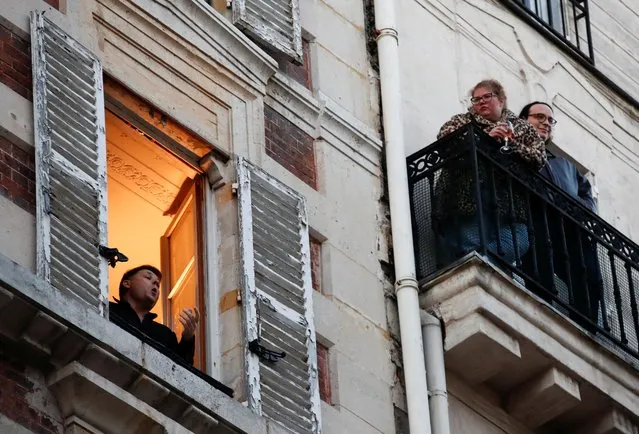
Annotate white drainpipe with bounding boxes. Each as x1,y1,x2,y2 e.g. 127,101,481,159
373,1,432,433
422,312,451,434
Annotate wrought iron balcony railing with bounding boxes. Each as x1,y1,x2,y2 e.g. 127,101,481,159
407,124,639,361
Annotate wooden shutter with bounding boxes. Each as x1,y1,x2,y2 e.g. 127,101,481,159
31,12,108,315
232,0,303,63
237,157,321,433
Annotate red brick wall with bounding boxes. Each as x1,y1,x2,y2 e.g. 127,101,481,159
0,22,32,101
0,136,36,214
310,237,322,292
264,105,317,190
278,39,312,90
44,0,61,9
0,355,63,433
316,343,331,404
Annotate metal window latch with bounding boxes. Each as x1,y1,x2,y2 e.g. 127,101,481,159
99,245,129,268
248,339,286,362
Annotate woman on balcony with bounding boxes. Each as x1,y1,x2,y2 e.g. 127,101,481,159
433,79,546,268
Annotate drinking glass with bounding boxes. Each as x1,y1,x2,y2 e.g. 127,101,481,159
500,121,514,153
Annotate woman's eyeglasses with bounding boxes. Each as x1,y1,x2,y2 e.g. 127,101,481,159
528,113,558,125
470,93,496,104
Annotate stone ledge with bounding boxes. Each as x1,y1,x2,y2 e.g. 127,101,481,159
0,253,269,434
573,408,639,434
506,367,581,428
48,362,192,434
419,254,639,429
445,312,521,384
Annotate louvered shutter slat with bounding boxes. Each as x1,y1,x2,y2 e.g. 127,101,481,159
50,133,99,176
31,11,108,315
255,277,305,312
254,245,303,280
245,3,293,37
238,158,321,433
233,0,302,63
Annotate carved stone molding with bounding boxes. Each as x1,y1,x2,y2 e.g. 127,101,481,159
106,149,178,210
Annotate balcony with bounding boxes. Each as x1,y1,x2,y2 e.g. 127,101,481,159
408,125,639,431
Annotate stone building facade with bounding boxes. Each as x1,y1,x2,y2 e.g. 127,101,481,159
0,0,637,433
397,0,639,432
0,0,390,432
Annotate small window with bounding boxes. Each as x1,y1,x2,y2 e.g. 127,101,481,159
514,0,594,62
522,0,564,34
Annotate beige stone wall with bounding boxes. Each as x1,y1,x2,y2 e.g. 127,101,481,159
590,0,639,101
398,0,639,241
0,0,393,433
300,0,381,130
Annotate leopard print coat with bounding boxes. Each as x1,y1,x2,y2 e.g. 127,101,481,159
433,109,547,225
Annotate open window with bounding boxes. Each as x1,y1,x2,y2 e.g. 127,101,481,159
105,102,209,369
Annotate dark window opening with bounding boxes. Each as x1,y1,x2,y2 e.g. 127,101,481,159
508,0,594,63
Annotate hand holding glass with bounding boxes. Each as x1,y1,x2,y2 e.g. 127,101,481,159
499,121,514,153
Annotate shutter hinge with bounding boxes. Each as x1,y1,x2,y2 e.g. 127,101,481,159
231,182,239,195
248,339,286,362
99,245,129,268
226,0,232,8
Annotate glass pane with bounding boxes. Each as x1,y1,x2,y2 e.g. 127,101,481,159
169,264,197,346
169,199,195,287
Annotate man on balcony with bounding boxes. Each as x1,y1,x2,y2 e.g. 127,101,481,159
109,265,200,365
519,102,603,327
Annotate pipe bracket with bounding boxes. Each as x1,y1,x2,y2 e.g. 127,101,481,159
376,27,399,42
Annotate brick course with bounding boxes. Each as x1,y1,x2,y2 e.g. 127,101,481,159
264,105,317,190
278,39,312,90
0,136,36,214
0,354,63,434
44,0,61,9
310,237,322,292
316,343,332,404
0,22,32,101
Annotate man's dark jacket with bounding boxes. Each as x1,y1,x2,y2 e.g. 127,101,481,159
539,149,596,212
109,300,195,365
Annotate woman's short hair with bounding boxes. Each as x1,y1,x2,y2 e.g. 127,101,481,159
118,265,162,298
518,101,553,119
471,79,507,107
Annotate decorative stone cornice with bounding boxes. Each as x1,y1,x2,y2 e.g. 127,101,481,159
95,0,278,94
319,92,382,176
266,73,383,176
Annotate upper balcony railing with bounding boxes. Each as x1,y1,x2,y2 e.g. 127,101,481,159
504,0,594,63
407,124,639,362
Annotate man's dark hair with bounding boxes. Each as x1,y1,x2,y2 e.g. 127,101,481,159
119,265,162,298
519,101,553,119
